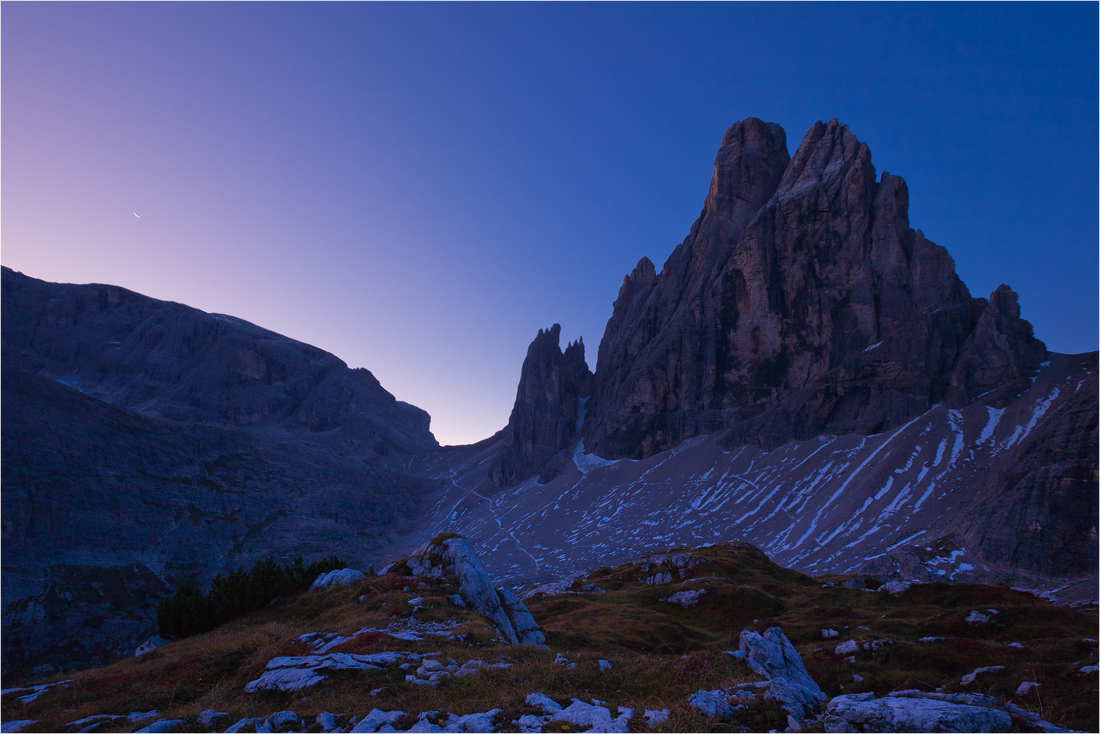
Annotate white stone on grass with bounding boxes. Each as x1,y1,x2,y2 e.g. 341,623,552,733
1002,703,1074,733
834,640,859,655
960,665,1005,686
196,710,228,729
444,709,501,732
1016,681,1040,696
244,652,420,692
642,572,673,585
1,679,72,704
264,711,298,731
825,693,1012,732
598,659,613,671
311,568,367,590
643,709,669,727
525,693,562,714
0,723,36,733
663,588,707,607
515,714,544,733
66,714,127,732
316,712,338,732
689,690,733,719
553,653,576,669
877,580,912,596
965,610,991,626
551,701,632,733
821,629,839,638
350,709,405,733
225,718,264,733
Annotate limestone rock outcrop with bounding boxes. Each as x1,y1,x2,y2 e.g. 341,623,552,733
825,692,1011,733
738,627,826,722
404,536,546,646
585,118,1046,458
310,569,367,590
489,325,592,487
823,690,1070,733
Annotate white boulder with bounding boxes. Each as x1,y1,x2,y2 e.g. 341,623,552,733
350,709,405,733
689,690,735,719
244,652,420,692
311,568,367,590
824,692,1012,733
552,701,632,733
960,665,1005,686
663,589,707,607
739,627,826,722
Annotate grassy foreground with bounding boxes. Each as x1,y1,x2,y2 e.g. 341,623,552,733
2,541,1097,732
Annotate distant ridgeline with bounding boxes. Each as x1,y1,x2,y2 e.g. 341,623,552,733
157,555,348,640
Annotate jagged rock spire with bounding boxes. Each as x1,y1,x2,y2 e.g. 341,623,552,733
489,324,593,487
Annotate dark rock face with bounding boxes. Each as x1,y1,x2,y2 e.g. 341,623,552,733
588,119,1046,458
959,353,1099,580
489,325,593,487
1,269,439,682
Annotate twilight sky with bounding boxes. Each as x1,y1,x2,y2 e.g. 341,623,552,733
3,3,1097,446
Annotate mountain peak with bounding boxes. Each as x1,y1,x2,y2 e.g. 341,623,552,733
585,118,1045,459
489,325,593,487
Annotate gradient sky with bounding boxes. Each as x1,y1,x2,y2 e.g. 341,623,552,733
3,3,1097,446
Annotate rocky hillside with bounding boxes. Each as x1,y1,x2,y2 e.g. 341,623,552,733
1,269,440,683
418,351,1097,599
2,538,1095,733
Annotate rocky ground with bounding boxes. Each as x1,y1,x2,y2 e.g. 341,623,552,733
2,537,1095,733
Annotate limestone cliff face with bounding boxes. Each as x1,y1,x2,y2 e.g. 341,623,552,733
586,118,1046,459
489,325,592,487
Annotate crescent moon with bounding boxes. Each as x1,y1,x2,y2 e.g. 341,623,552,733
133,212,141,218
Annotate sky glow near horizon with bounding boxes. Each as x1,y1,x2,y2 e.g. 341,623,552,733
3,3,1097,446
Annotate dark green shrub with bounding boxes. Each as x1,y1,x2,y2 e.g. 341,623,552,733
157,554,347,639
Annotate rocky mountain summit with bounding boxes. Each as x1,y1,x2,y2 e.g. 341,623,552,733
586,118,1047,459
